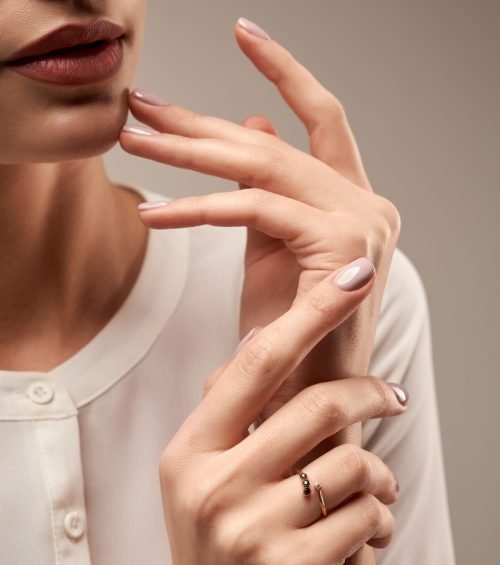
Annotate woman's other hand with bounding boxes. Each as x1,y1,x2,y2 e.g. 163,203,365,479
119,19,400,431
158,261,408,564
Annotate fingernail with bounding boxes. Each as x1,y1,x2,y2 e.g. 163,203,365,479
388,382,409,406
394,474,400,493
235,327,258,353
122,125,161,136
237,17,271,40
138,200,169,211
334,258,375,291
132,88,169,107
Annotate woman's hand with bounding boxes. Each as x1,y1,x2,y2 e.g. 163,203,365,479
119,19,401,440
158,262,407,565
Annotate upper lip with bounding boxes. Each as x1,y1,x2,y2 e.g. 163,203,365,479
4,19,125,63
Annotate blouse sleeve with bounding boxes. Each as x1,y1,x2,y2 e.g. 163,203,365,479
362,249,456,564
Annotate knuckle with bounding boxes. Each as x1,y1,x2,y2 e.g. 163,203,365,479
328,95,347,119
380,506,396,543
368,377,392,415
334,214,369,255
172,137,197,169
185,109,203,129
383,466,399,504
273,50,296,84
321,93,347,122
192,483,222,525
244,188,272,216
315,92,346,118
361,494,385,538
298,384,347,428
236,333,277,383
188,194,211,223
303,288,334,319
307,93,347,132
339,444,371,491
372,194,402,240
214,512,264,564
158,445,180,483
367,505,395,548
248,146,285,187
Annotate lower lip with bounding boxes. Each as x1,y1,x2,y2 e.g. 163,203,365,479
4,37,124,85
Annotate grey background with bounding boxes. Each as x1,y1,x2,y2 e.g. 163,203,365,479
104,1,500,563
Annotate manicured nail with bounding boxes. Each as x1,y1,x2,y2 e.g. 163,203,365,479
237,17,271,40
235,327,258,353
138,200,169,211
388,382,409,406
132,88,169,107
122,125,161,136
334,258,375,291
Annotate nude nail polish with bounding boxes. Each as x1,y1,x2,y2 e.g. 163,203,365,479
237,17,271,40
388,382,410,406
138,200,169,211
122,125,161,136
334,258,375,291
132,88,169,107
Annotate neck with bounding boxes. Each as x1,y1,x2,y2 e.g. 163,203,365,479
0,157,148,371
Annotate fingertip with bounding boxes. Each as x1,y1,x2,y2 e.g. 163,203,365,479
130,88,169,107
235,17,272,41
242,115,279,136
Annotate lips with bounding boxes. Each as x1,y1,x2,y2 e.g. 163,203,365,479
4,19,125,64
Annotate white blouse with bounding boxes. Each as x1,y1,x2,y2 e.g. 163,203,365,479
0,184,455,565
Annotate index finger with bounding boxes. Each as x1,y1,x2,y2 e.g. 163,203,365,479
182,258,376,452
235,18,372,190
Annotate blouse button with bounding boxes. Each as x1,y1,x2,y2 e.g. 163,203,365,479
64,510,86,540
27,381,54,405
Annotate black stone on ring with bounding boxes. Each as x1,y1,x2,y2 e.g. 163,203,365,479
296,469,312,496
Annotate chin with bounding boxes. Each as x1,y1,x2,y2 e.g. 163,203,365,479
2,90,130,164
42,123,126,163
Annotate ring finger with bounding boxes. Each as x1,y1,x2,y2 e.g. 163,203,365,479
274,443,398,528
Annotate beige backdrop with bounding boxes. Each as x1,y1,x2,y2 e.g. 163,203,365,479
104,1,500,563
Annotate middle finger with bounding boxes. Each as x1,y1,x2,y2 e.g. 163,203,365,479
236,377,408,479
120,126,356,209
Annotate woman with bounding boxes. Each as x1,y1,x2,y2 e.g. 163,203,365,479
0,1,455,564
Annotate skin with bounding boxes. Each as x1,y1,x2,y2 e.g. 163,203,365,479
0,0,149,370
121,23,401,562
159,268,406,564
1,2,402,563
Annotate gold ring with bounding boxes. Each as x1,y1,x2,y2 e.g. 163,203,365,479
295,470,328,518
314,482,328,517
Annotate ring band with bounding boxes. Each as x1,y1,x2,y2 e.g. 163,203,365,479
314,482,328,517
